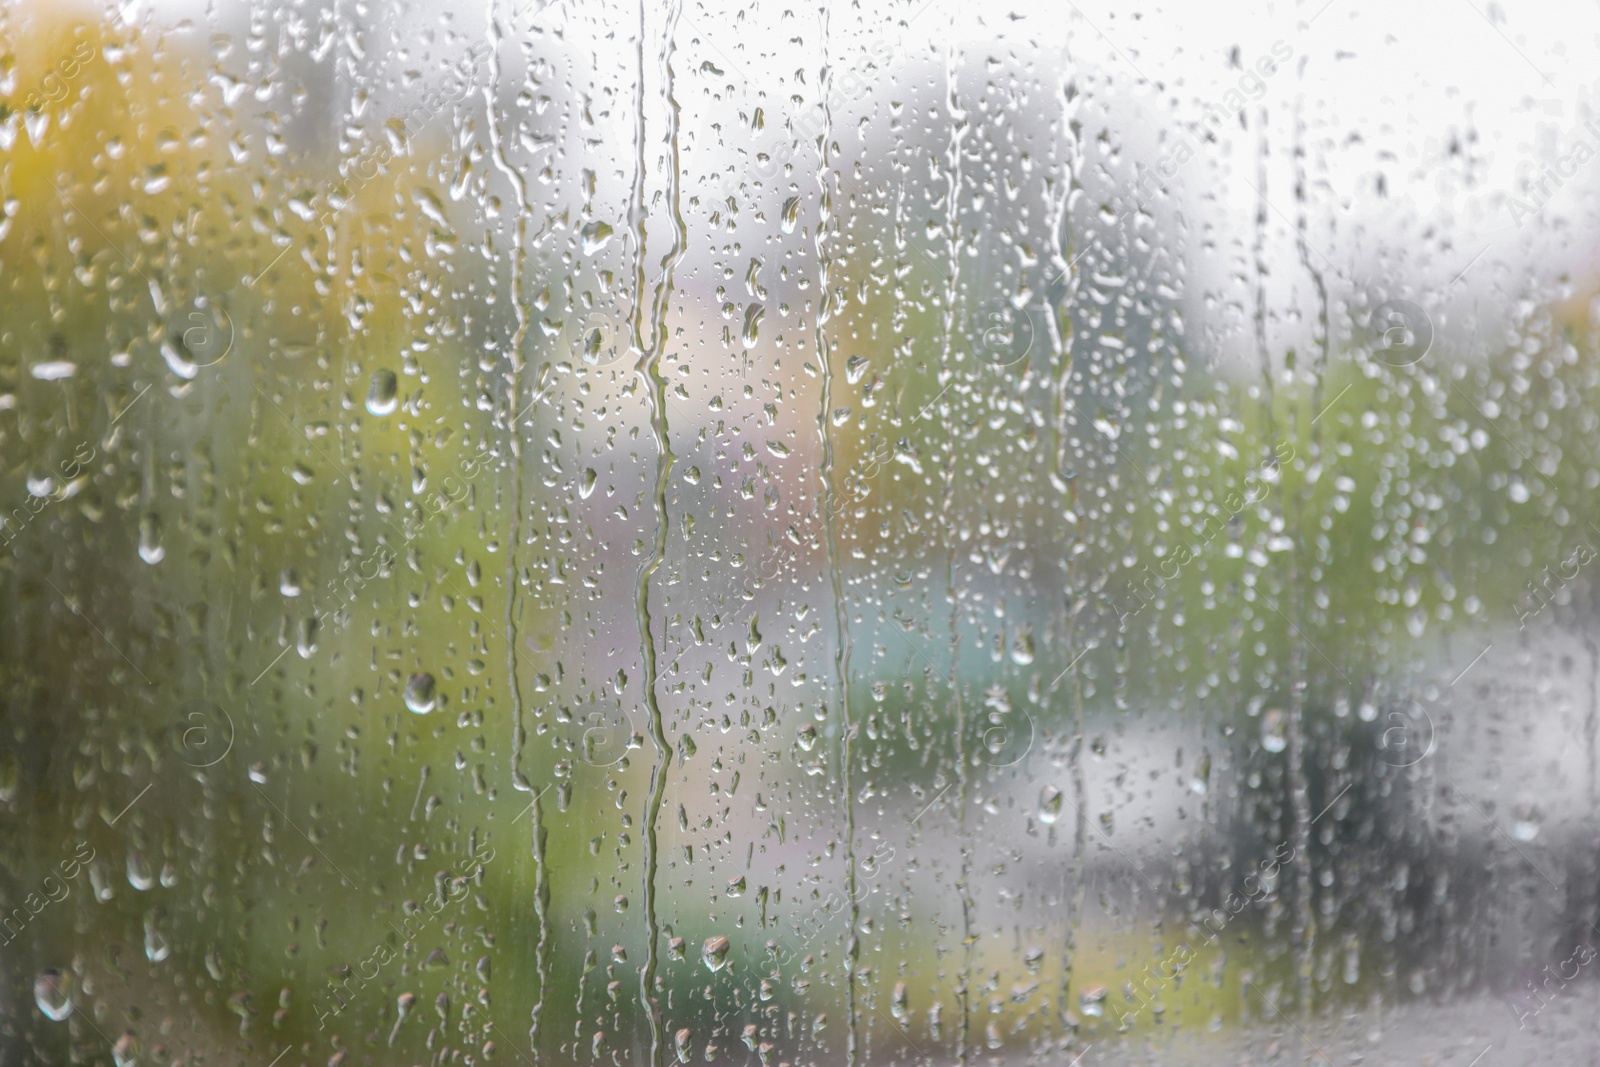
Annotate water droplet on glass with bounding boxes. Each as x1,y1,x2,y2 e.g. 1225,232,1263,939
112,1031,139,1067
23,108,50,146
34,969,73,1021
296,615,319,659
1038,785,1063,825
404,672,437,714
580,221,614,254
31,360,76,381
391,991,417,1046
127,850,155,890
144,909,172,962
367,370,399,416
1511,804,1541,842
702,935,731,972
891,982,909,1021
1261,708,1288,753
742,304,764,350
138,513,165,565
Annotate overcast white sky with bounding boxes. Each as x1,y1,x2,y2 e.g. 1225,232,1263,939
105,0,1600,366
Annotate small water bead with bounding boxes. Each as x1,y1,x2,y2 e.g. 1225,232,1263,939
144,909,172,962
127,850,155,890
1260,708,1288,753
702,935,731,972
34,969,73,1021
1511,804,1542,842
404,673,437,714
138,512,165,565
390,992,418,1047
580,221,613,254
1038,785,1063,825
367,370,399,416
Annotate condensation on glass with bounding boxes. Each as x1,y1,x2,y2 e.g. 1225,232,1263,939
2,0,1599,1065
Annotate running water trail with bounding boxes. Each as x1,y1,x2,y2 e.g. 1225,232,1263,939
937,38,974,1067
1288,74,1324,1021
811,10,862,1064
633,0,686,1063
484,4,548,1058
1045,45,1090,1047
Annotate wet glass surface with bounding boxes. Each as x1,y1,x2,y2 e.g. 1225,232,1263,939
3,1,1600,1064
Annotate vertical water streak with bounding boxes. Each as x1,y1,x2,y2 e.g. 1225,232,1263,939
1048,168,1077,477
1294,110,1332,433
1587,635,1598,807
1287,73,1322,1022
1044,59,1090,1046
634,1,687,1065
628,0,651,357
937,39,973,1067
1249,85,1315,1019
811,10,861,1065
483,6,547,1058
1251,106,1274,419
